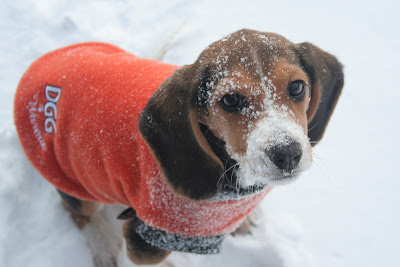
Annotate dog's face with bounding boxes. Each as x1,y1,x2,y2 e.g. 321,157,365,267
198,34,314,188
140,29,343,200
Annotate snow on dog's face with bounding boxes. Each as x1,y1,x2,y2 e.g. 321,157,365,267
202,62,312,188
140,29,344,200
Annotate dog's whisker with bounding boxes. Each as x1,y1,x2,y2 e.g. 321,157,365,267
216,159,230,187
218,163,239,188
308,122,319,132
217,161,234,187
236,179,243,198
216,174,225,188
311,150,330,180
219,160,230,185
229,164,237,184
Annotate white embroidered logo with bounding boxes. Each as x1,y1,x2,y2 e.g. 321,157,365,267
44,85,61,134
28,94,46,150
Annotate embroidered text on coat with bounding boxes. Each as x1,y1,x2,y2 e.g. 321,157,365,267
44,85,61,134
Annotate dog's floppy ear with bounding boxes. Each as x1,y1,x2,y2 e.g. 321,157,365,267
139,65,224,200
296,42,344,146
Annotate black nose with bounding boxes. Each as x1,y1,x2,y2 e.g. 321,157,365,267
267,142,303,173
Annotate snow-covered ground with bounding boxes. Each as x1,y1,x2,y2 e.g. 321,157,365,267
1,0,400,266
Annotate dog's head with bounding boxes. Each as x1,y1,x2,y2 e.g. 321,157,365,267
139,29,343,200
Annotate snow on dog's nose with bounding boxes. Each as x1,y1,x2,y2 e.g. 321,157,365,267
235,106,313,188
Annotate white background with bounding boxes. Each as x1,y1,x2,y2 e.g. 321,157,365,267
1,0,399,266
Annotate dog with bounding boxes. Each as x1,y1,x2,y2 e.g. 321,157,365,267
14,29,343,265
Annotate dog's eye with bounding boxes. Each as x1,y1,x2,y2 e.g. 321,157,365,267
288,80,306,100
219,94,245,112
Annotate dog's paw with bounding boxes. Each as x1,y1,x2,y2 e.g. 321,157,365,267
93,254,118,267
160,262,174,267
122,219,171,265
82,206,124,267
232,212,257,236
69,212,91,229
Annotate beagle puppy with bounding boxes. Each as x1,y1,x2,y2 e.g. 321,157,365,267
14,29,343,265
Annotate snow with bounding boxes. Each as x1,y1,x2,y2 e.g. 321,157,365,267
1,0,400,267
237,106,312,187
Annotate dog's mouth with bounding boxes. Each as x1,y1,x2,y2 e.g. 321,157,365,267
216,181,268,199
214,157,268,199
200,123,269,199
268,172,299,185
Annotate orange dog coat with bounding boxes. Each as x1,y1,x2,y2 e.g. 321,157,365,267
14,43,271,253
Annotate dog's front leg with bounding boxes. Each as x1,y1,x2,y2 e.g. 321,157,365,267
122,219,171,265
58,190,103,228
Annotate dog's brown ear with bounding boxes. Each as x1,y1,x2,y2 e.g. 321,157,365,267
296,42,344,146
139,66,224,200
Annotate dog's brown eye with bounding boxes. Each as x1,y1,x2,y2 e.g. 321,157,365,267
219,94,245,112
288,80,306,100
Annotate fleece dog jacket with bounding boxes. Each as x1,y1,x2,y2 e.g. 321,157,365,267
14,43,271,253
